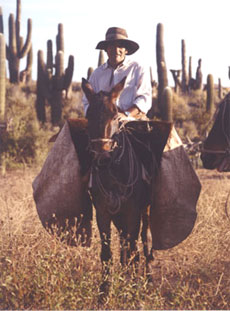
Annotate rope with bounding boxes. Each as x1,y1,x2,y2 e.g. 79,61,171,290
92,129,141,215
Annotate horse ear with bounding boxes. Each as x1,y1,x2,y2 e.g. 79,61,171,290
81,78,95,102
110,76,127,101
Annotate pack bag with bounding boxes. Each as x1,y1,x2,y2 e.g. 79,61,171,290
150,127,201,250
32,120,92,247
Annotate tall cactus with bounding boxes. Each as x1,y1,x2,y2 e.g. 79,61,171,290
2,0,32,83
36,24,74,126
98,50,105,67
195,58,203,90
156,23,168,116
87,67,94,80
0,33,6,175
162,86,173,122
0,33,6,124
181,39,188,93
206,74,214,114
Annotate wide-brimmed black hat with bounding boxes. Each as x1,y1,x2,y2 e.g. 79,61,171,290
96,27,139,55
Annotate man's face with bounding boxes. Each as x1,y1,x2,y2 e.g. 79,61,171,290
106,41,127,68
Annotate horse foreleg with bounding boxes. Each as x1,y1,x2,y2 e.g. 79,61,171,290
141,206,154,281
96,211,112,298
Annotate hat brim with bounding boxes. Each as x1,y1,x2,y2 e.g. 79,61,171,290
96,39,139,55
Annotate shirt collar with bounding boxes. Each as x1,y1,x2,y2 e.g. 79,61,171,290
103,58,128,70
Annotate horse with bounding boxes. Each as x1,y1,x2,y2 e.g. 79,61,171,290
201,93,230,171
81,77,171,296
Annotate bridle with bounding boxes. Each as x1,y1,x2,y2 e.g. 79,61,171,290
88,113,126,154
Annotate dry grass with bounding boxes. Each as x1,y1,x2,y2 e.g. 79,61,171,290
1,167,230,309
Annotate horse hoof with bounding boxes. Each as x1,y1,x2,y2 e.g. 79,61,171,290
146,272,154,283
98,280,110,303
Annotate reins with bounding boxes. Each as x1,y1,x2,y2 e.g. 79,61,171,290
92,128,141,215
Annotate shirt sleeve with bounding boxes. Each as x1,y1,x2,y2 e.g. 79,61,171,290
133,65,152,114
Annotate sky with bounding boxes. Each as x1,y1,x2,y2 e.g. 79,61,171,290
1,0,230,86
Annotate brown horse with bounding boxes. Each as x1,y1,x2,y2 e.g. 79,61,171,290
81,77,171,295
201,93,230,171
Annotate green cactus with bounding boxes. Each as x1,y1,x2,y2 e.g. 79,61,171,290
36,24,74,126
206,74,214,114
2,0,32,83
162,86,173,122
181,39,188,93
156,23,168,116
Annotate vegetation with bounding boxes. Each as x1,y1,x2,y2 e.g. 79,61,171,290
1,167,230,309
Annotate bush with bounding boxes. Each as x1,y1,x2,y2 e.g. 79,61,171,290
2,82,83,169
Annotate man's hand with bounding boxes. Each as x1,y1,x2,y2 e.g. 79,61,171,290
127,106,148,120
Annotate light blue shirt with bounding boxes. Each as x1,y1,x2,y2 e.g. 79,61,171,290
82,58,152,115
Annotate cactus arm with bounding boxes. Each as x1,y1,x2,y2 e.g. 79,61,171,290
18,18,32,58
63,55,74,90
46,39,53,71
8,14,17,56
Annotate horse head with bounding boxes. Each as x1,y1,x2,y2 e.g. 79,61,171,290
82,77,126,152
201,93,230,171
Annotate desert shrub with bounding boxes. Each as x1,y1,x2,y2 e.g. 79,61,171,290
2,82,83,169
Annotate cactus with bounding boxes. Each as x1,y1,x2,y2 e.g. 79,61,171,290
20,44,33,83
0,7,3,33
98,50,105,67
195,59,203,90
218,78,222,99
188,56,192,83
156,23,168,116
162,86,173,122
2,0,32,83
87,67,94,80
0,33,6,175
36,24,74,126
206,74,214,113
181,39,188,93
0,33,6,123
170,69,181,93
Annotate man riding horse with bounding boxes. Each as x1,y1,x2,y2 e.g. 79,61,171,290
82,27,152,120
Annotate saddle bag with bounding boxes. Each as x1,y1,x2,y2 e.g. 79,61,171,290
32,120,92,247
150,127,201,250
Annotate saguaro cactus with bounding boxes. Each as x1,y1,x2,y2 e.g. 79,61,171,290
0,33,6,175
3,0,32,83
156,23,168,116
206,74,214,114
98,50,105,67
195,59,203,90
181,39,188,93
0,33,6,124
36,24,74,125
162,86,173,122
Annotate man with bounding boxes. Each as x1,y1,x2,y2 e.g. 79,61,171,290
82,27,152,119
